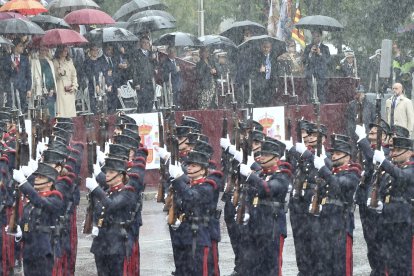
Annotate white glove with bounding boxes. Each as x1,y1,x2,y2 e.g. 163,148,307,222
85,177,99,191
283,139,294,151
13,169,27,185
96,148,106,166
234,211,250,225
170,218,181,230
28,159,38,172
104,141,110,155
308,204,323,214
44,136,49,145
5,225,22,239
295,142,307,154
37,141,46,155
313,155,325,170
220,137,231,150
154,145,171,160
373,150,385,165
92,226,99,237
228,145,237,155
239,164,252,178
247,155,255,168
168,164,183,179
233,150,243,163
93,164,102,177
21,166,34,177
355,124,366,142
367,198,384,213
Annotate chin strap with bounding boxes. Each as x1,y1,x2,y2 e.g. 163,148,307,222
107,172,122,184
260,155,277,165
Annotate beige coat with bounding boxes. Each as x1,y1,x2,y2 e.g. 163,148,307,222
53,58,78,118
31,56,57,96
385,94,414,137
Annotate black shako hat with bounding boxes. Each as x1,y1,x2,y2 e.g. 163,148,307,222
102,157,127,173
330,134,351,144
299,119,310,131
260,140,281,157
47,141,70,157
176,126,192,138
33,163,58,183
123,123,139,133
116,114,137,125
187,150,209,167
122,128,141,143
391,125,410,138
369,119,391,135
239,120,264,132
307,123,328,137
54,122,74,134
265,137,286,157
0,112,11,122
114,134,139,149
392,137,413,151
55,117,73,124
193,140,213,158
252,130,265,142
186,133,209,144
43,149,66,164
108,144,129,160
181,116,202,133
330,139,352,156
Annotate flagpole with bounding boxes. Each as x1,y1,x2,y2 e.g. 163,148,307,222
198,0,205,37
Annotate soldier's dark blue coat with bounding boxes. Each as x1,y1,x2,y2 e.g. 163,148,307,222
19,182,64,276
243,164,291,276
377,159,414,275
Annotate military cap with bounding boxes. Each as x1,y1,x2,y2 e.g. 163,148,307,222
71,142,84,153
252,130,265,142
116,114,137,125
176,126,192,138
307,123,328,137
330,139,352,156
0,112,11,122
186,133,209,144
369,119,391,135
42,149,66,164
392,137,413,151
102,157,127,173
54,122,74,134
181,116,202,133
108,144,129,160
33,163,58,183
123,123,139,133
53,127,72,141
265,137,286,157
187,150,209,167
260,140,281,157
330,134,351,144
299,119,310,131
391,125,410,138
114,134,139,149
55,117,73,124
47,140,70,157
193,140,213,158
122,128,141,143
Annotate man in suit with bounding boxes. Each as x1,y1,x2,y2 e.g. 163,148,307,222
98,44,117,114
129,36,157,113
385,82,414,137
162,46,182,108
1,40,32,113
253,40,279,107
303,30,330,103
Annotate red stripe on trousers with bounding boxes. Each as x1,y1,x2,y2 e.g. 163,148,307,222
203,247,209,276
70,209,78,276
346,234,353,276
212,241,219,276
279,235,285,276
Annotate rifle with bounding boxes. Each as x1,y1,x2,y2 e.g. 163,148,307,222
166,108,178,225
31,98,43,160
230,88,241,206
220,113,229,193
156,103,166,203
293,119,306,198
98,113,108,150
356,100,364,164
309,76,323,216
369,93,382,208
82,113,97,234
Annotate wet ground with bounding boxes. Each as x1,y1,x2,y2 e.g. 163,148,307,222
75,188,371,276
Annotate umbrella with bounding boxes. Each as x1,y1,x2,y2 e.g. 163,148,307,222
220,20,266,45
294,15,344,32
31,15,70,30
198,35,237,50
238,35,286,59
128,9,176,23
0,0,47,15
153,32,202,47
40,29,88,47
0,36,13,46
48,0,100,18
127,15,175,34
64,9,115,25
113,0,168,22
0,18,44,35
85,27,138,44
0,11,27,20
108,21,130,29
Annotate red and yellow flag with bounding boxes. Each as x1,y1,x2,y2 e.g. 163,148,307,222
291,2,305,48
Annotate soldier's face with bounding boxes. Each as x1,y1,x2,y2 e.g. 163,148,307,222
187,163,205,179
391,148,411,164
259,153,278,168
252,141,262,153
178,137,189,151
331,151,349,167
106,169,122,185
34,176,53,191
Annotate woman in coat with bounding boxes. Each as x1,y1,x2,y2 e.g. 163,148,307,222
53,46,78,118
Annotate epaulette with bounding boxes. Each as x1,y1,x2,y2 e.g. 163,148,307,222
133,156,146,163
56,176,73,185
40,190,63,200
350,162,362,171
127,172,140,179
128,161,145,169
277,169,293,178
66,172,77,180
64,165,74,173
209,170,224,178
124,185,136,193
204,178,218,190
137,147,148,156
67,156,77,163
69,147,81,155
0,156,9,164
278,161,293,172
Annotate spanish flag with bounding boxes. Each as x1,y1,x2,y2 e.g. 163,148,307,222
291,1,305,48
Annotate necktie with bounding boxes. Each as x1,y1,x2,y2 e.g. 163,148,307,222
265,55,271,80
390,96,397,127
14,56,20,72
108,57,113,68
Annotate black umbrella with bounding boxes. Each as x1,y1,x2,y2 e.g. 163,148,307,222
198,35,237,51
238,35,286,59
48,0,100,18
31,15,71,30
113,0,168,22
0,18,44,35
153,32,202,47
108,21,130,29
220,20,266,45
85,27,139,45
294,15,344,32
127,15,175,34
128,9,176,23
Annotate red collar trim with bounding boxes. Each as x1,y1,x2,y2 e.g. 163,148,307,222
332,163,351,174
262,165,279,175
191,177,206,186
109,183,124,192
400,161,414,167
39,190,63,200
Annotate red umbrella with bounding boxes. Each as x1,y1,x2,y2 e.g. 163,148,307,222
0,12,27,21
64,9,115,25
40,29,88,47
0,0,48,15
